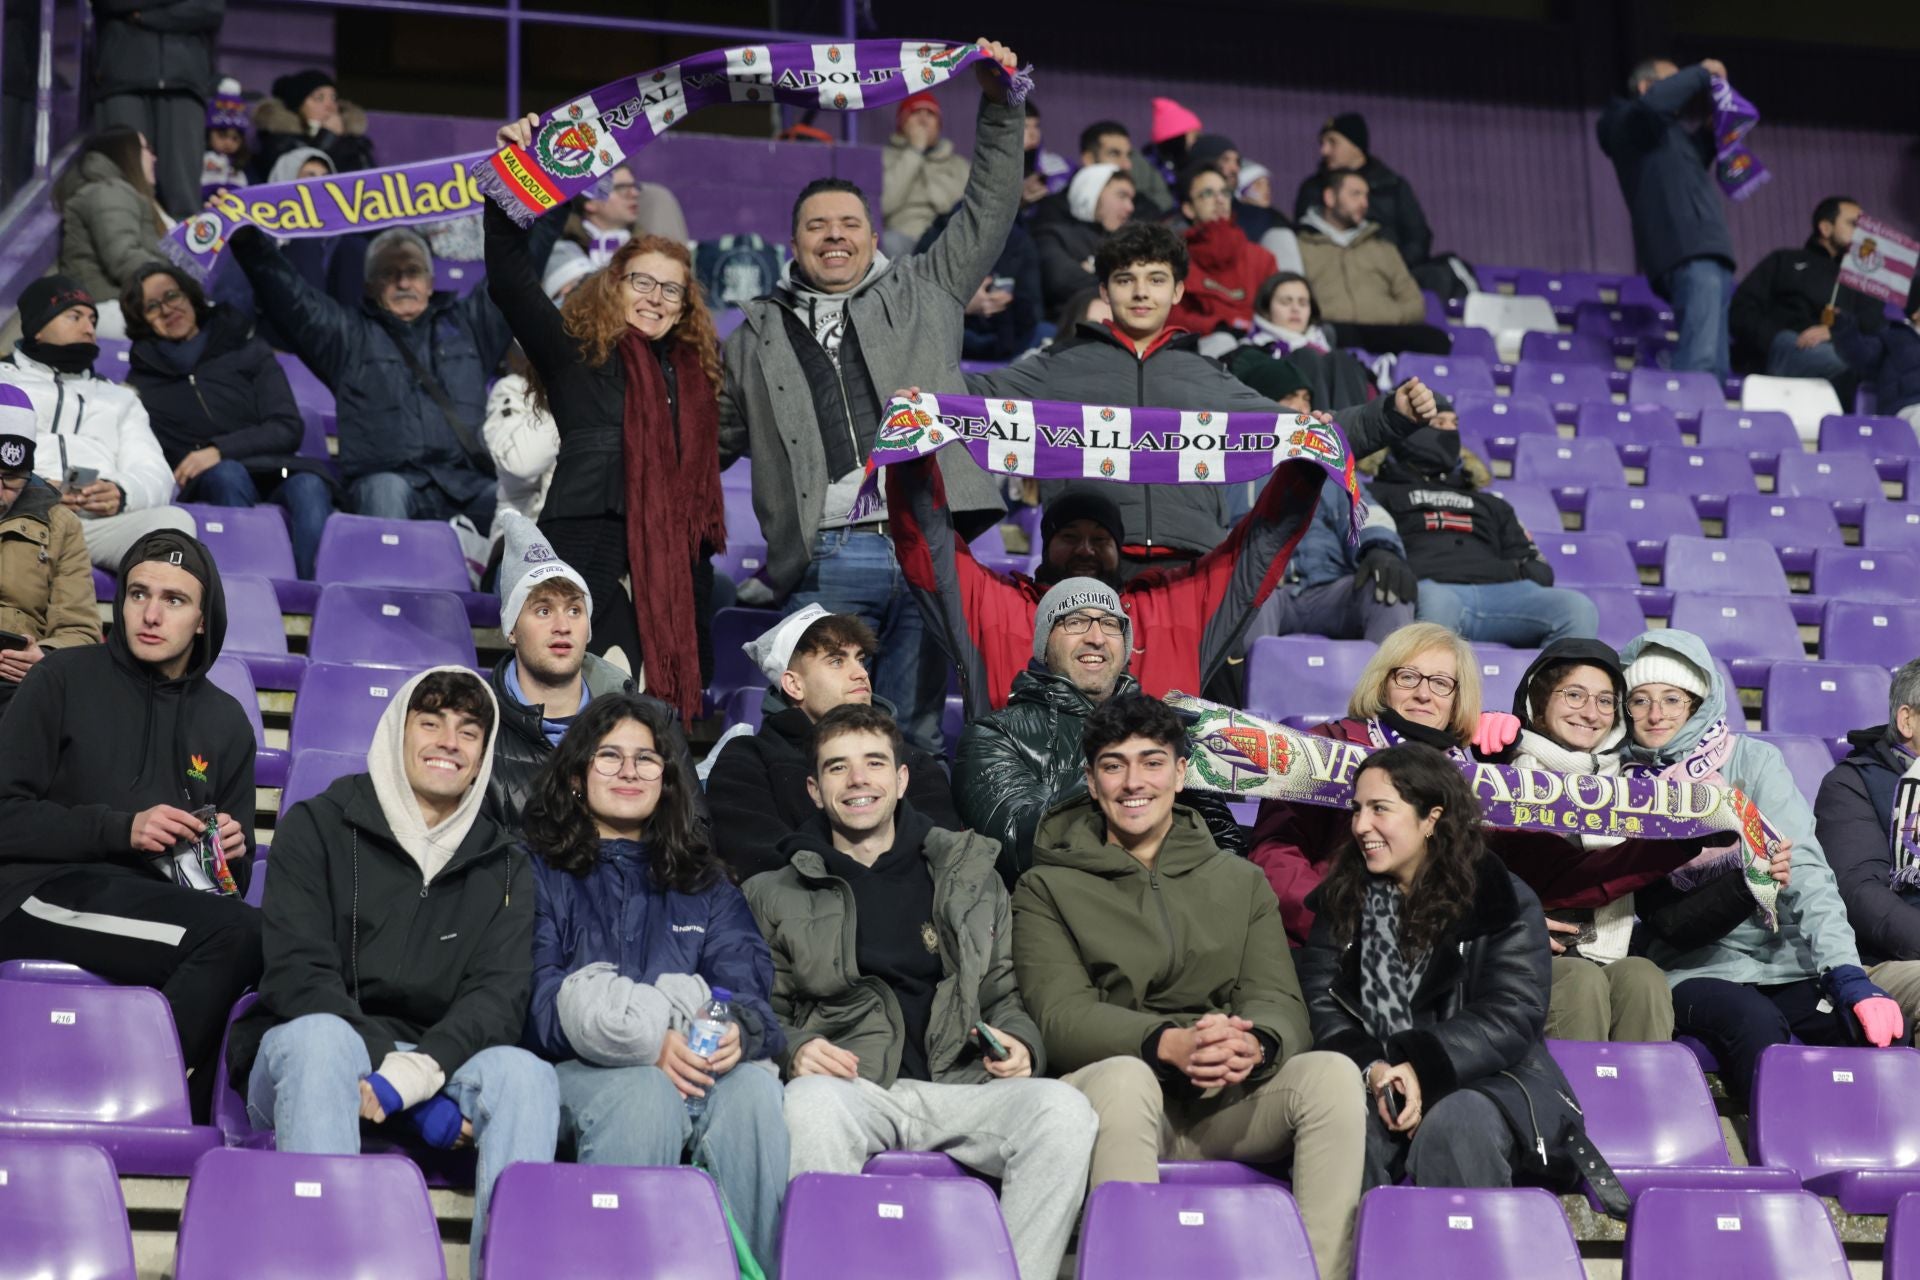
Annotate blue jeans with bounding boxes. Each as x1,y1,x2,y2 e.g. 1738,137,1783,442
786,527,944,754
187,459,334,580
1661,257,1735,379
1767,328,1852,382
246,1013,559,1278
351,470,495,531
1415,579,1599,647
557,1060,787,1278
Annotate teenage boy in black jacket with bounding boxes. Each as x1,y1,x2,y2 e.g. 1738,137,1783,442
0,529,262,1120
230,667,555,1277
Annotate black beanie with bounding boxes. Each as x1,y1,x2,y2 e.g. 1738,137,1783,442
18,274,96,341
1189,133,1238,169
1323,112,1369,156
1041,488,1125,549
273,69,336,114
1238,357,1313,406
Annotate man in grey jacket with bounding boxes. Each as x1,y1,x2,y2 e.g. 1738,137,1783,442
718,38,1021,755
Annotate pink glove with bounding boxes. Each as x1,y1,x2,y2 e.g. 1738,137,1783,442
1473,711,1522,756
1854,996,1906,1048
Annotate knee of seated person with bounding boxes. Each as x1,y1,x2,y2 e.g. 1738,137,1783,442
1068,1055,1162,1114
1021,1078,1100,1140
782,1073,859,1117
1275,1049,1367,1098
471,1046,558,1101
1552,955,1607,1001
273,1012,362,1057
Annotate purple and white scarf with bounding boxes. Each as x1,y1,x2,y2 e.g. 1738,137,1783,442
1711,76,1770,203
1364,715,1472,765
1890,743,1920,890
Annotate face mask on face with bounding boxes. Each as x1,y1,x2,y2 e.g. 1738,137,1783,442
1393,426,1461,478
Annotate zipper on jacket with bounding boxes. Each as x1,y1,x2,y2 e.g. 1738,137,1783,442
1497,1068,1548,1164
831,360,861,469
1329,984,1367,1028
51,376,65,435
188,373,216,427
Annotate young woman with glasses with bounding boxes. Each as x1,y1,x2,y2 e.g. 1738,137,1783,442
485,113,727,722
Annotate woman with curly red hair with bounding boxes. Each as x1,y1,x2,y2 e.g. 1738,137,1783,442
484,113,724,721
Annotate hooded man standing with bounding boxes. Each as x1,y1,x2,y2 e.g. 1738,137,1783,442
0,529,260,1118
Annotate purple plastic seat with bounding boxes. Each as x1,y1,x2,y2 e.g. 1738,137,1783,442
1584,487,1702,567
279,748,366,816
1573,301,1667,342
1887,1192,1920,1278
276,353,336,434
1750,733,1844,800
1395,353,1495,400
307,583,476,668
480,1163,735,1280
1511,436,1624,510
778,1172,1016,1279
1662,535,1787,596
1813,545,1920,602
1695,408,1803,473
1154,1160,1289,1186
1534,531,1638,587
0,978,221,1175
1482,483,1564,538
1583,585,1649,649
312,513,468,591
862,1151,972,1178
1510,362,1613,418
1623,1187,1846,1279
1474,647,1538,714
1642,444,1759,519
1667,594,1803,687
1452,391,1556,463
1750,1043,1920,1213
1722,495,1844,574
0,959,101,983
1573,402,1681,467
708,607,782,704
0,1138,137,1280
1519,331,1612,367
175,503,311,611
715,487,770,584
218,573,307,692
1353,1185,1581,1278
1776,450,1886,525
1862,502,1920,554
1444,324,1497,364
1629,368,1725,416
1819,413,1919,481
1763,660,1890,742
288,662,429,756
1514,268,1606,311
1546,1039,1799,1209
174,1147,446,1279
91,338,132,382
1822,600,1920,670
207,654,289,788
1076,1181,1314,1279
1246,635,1373,727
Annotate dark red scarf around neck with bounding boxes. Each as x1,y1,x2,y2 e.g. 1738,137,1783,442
617,330,725,721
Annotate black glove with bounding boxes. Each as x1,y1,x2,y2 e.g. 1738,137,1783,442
1354,547,1418,606
1517,555,1554,586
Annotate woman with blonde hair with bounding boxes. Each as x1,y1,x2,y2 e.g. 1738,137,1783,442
484,114,725,722
1249,621,1488,946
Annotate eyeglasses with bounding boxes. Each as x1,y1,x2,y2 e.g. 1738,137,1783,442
1551,688,1617,714
1055,612,1124,637
142,287,187,316
1389,667,1457,697
590,748,666,779
623,272,686,303
1627,693,1695,720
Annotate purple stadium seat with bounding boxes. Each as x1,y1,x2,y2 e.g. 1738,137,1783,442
1623,1188,1847,1279
1750,733,1844,800
1822,600,1920,670
720,456,751,490
1584,487,1702,567
1819,413,1919,480
1667,594,1803,687
1452,391,1555,463
0,959,100,983
279,748,366,816
1629,368,1725,416
1572,301,1667,343
1776,449,1886,525
1519,331,1612,367
1662,535,1788,595
1444,325,1498,363
862,1151,971,1178
1695,408,1803,473
1353,1186,1582,1278
1510,362,1612,417
1812,545,1920,602
1474,647,1538,713
207,654,289,788
1546,1040,1799,1207
173,1147,446,1279
1583,585,1649,649
0,978,221,1175
1483,483,1565,538
1763,660,1890,742
1075,1181,1315,1280
1395,353,1495,400
306,584,476,668
715,487,770,584
708,607,782,704
1863,502,1920,554
1723,495,1844,574
288,662,430,756
276,353,336,436
312,513,469,592
1573,402,1681,467
1514,268,1606,310
778,1173,1016,1279
1511,436,1624,509
722,685,766,733
218,573,307,691
1246,635,1373,727
1642,444,1759,519
92,338,132,382
0,1138,138,1280
480,1163,735,1280
175,504,309,611
1534,531,1638,587
1751,1044,1920,1213
1887,1192,1920,1278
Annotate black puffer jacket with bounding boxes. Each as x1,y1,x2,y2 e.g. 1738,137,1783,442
954,667,1247,887
1816,724,1920,967
1299,854,1597,1193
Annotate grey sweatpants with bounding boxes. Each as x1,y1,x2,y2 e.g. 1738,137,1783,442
76,505,196,569
783,1074,1097,1280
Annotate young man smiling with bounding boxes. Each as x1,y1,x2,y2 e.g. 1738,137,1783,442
1012,693,1367,1280
745,702,1096,1280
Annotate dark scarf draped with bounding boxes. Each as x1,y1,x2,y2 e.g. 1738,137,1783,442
617,331,725,722
1358,878,1428,1045
18,339,98,375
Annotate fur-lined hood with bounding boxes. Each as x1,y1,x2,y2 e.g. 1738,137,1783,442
253,95,368,137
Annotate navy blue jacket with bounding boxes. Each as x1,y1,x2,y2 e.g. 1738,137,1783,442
1597,65,1735,283
1285,481,1405,593
1835,315,1920,418
527,838,783,1063
1815,724,1920,967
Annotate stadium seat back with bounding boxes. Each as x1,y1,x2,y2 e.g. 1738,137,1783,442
1662,534,1788,595
1741,374,1844,444
1474,647,1538,714
1573,402,1681,466
1749,733,1842,803
1534,531,1637,587
1751,1044,1920,1209
1510,361,1612,412
1763,661,1890,739
1629,368,1724,414
1819,413,1919,464
313,513,469,592
1395,354,1495,400
1641,445,1758,517
280,749,369,816
1584,487,1702,566
1546,1040,1727,1169
177,504,298,582
1622,1188,1847,1279
1075,1182,1314,1279
0,1138,137,1280
307,584,476,668
1776,450,1885,523
1723,495,1843,571
1520,331,1612,366
778,1173,1016,1279
1812,546,1920,601
1823,600,1920,670
1511,436,1624,502
481,1163,737,1280
1246,635,1373,726
1884,1192,1920,1279
1353,1185,1582,1278
289,662,432,756
1862,502,1920,554
1482,483,1563,538
1666,594,1802,672
708,607,783,703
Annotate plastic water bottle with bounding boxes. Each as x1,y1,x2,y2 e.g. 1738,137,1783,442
685,987,733,1118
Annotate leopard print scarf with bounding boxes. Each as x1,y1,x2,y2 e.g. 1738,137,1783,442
1358,877,1429,1046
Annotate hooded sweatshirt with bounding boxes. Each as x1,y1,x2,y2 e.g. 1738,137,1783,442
1368,428,1553,586
227,665,531,1107
1618,629,1864,987
0,530,254,918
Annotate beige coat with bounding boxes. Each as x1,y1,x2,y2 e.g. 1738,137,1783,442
0,480,101,652
1297,217,1426,327
882,135,971,245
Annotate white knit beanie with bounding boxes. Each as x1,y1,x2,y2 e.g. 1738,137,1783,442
1621,648,1710,700
743,603,831,686
497,512,593,636
1067,163,1121,223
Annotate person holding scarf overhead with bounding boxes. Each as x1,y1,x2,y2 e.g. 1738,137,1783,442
1620,630,1920,1106
485,113,725,721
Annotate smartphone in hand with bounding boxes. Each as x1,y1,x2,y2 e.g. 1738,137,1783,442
971,1020,1011,1061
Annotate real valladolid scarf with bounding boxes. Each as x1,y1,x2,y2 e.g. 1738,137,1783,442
1166,692,1785,929
1711,75,1769,202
